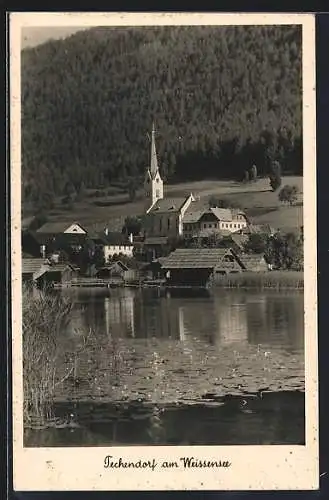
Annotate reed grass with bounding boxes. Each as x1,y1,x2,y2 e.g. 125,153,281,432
22,286,124,427
213,271,304,290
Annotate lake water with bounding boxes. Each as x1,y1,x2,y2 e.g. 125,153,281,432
25,287,305,446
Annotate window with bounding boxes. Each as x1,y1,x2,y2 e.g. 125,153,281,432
159,218,162,232
226,224,228,228
156,189,160,198
168,218,170,230
234,224,236,228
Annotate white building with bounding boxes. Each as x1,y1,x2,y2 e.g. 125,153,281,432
182,207,248,239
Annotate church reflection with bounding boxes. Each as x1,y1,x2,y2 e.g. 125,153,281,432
104,290,135,338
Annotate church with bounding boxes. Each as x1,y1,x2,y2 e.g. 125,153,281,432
142,124,195,241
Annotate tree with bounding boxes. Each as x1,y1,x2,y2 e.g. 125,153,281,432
126,177,139,202
34,192,55,212
244,233,268,254
266,232,303,270
250,164,257,182
269,160,282,192
64,181,76,199
243,170,250,183
29,212,48,231
79,238,96,275
278,185,298,205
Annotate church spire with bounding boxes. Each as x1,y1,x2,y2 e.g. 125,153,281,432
144,122,164,213
150,122,159,178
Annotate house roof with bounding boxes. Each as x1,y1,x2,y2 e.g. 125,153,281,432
242,224,276,234
22,258,50,275
44,263,74,274
36,221,87,234
239,254,267,270
99,261,129,272
229,233,249,249
27,231,87,246
183,210,206,223
24,231,55,245
91,232,133,246
160,248,237,269
183,207,246,224
148,196,190,214
144,236,168,246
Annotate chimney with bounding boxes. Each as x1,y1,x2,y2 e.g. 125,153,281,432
129,233,133,243
104,227,109,236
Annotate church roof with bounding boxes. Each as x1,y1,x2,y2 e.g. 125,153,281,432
148,196,190,214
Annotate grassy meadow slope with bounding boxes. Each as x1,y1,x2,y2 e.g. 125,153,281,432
35,176,302,234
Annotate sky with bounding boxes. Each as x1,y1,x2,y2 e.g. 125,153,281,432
21,27,88,49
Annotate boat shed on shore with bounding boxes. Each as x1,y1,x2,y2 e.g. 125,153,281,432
22,258,51,284
160,248,244,286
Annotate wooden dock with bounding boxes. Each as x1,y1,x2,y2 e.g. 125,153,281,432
53,278,166,289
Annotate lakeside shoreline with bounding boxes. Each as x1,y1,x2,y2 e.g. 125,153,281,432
52,271,304,291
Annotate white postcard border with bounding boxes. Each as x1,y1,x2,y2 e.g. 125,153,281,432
10,12,318,491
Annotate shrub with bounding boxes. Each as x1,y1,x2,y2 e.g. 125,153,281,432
278,185,299,205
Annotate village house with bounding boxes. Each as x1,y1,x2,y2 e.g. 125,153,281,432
182,207,249,239
36,263,78,287
159,248,245,287
91,230,134,262
23,221,88,259
96,260,135,282
22,258,78,287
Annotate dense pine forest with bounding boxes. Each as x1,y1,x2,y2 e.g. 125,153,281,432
21,25,302,207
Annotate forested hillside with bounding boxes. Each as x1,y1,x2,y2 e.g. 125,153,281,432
21,25,302,207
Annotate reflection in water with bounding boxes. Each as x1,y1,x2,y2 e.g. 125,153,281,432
25,391,305,447
66,288,304,353
27,288,305,447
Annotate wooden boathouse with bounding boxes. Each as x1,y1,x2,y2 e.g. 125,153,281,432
160,248,244,287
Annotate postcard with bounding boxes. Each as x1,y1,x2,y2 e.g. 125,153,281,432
10,11,318,491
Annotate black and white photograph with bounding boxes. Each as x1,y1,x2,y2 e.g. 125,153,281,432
10,12,318,491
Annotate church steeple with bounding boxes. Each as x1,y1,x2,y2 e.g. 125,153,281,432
144,123,164,213
150,122,159,178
